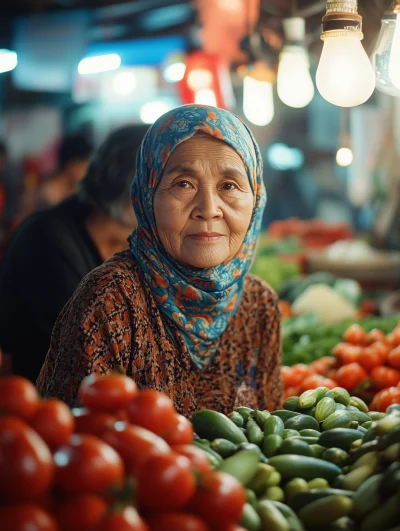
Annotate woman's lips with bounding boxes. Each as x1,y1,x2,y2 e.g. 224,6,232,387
188,232,224,241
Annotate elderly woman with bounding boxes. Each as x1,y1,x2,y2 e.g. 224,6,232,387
37,105,282,415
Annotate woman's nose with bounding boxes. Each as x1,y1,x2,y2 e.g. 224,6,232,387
192,187,223,220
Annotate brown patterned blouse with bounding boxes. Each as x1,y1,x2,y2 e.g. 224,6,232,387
37,250,283,416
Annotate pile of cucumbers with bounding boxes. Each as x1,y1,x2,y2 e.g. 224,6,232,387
191,388,400,531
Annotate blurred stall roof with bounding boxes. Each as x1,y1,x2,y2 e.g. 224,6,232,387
1,0,390,52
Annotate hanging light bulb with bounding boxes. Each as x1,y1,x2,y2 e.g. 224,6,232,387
240,62,275,126
336,111,354,166
372,2,400,96
316,0,375,107
277,18,315,108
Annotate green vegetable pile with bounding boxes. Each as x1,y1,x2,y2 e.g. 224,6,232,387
282,314,400,366
191,389,400,531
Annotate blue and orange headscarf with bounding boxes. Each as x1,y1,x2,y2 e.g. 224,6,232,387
129,104,266,369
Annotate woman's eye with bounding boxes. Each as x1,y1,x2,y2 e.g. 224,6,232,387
222,182,237,191
175,180,191,188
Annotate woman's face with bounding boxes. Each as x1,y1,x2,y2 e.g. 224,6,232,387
154,135,254,269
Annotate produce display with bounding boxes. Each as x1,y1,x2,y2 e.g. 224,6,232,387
282,322,400,410
281,314,400,367
192,388,400,531
0,374,248,531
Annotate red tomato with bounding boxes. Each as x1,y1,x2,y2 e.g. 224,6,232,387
332,343,348,358
190,472,245,528
127,389,176,436
370,387,400,412
365,329,385,345
73,408,116,438
219,527,247,531
102,422,170,474
163,414,194,446
0,376,39,420
310,357,336,375
370,366,400,391
371,342,390,364
78,374,138,413
388,346,400,370
390,327,400,347
97,507,149,531
302,375,337,391
172,445,212,476
30,399,75,450
136,452,195,512
335,363,368,391
0,504,59,531
336,345,363,366
281,367,297,388
0,416,54,503
55,494,108,531
288,364,313,387
358,346,382,372
343,324,366,345
283,387,301,400
147,513,209,531
54,434,124,495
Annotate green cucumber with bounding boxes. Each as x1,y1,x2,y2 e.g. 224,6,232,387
296,436,320,445
290,489,354,513
310,444,326,458
322,448,349,466
246,418,264,446
351,473,383,520
272,410,300,422
282,429,300,439
192,410,247,444
319,428,363,450
263,434,283,458
217,448,260,485
381,462,400,498
269,455,342,482
308,478,329,489
316,387,335,401
283,396,300,412
254,410,271,429
376,415,400,436
234,442,263,457
378,425,400,449
315,397,337,422
271,501,305,531
298,495,353,530
346,440,379,466
349,420,359,430
369,411,386,421
341,463,376,491
246,463,276,495
192,441,223,466
263,486,285,502
264,415,285,437
240,503,262,531
284,478,309,503
210,438,237,458
387,404,400,415
284,414,320,432
299,429,321,438
257,500,290,531
322,410,352,431
246,488,258,507
349,396,369,413
347,406,371,425
279,438,313,457
333,388,351,406
360,492,400,531
229,411,245,427
363,426,377,444
235,407,254,422
299,389,318,409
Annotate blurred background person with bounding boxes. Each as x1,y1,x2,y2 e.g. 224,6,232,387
0,140,22,256
39,133,94,207
0,124,147,382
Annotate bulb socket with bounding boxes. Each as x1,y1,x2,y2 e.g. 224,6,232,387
321,0,363,41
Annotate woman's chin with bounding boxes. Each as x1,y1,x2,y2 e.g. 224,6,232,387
179,252,229,270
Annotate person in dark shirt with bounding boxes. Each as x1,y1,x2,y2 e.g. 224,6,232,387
0,124,147,382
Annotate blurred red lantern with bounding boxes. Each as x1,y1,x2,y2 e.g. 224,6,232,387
178,51,234,109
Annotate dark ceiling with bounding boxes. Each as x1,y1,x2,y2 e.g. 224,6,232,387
1,0,392,55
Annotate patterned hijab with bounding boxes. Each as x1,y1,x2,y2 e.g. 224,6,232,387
129,104,266,369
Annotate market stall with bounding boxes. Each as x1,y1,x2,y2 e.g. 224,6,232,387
1,372,399,530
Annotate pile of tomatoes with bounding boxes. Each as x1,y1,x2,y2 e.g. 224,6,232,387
0,373,247,531
281,323,400,412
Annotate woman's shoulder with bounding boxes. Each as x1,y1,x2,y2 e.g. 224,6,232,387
243,273,279,306
74,250,143,302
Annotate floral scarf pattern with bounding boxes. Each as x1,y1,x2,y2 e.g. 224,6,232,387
129,104,266,369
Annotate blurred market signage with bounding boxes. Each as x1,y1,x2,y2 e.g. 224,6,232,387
12,10,92,92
